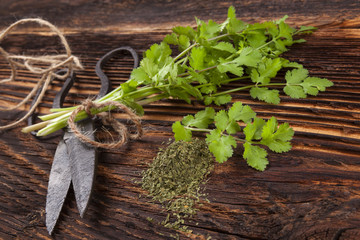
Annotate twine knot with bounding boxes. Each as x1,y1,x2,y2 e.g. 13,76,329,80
68,100,143,150
0,18,83,131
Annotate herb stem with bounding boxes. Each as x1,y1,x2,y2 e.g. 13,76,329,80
212,82,286,96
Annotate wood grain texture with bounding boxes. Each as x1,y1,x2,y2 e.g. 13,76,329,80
0,0,359,239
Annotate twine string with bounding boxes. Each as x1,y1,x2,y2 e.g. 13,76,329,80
68,100,143,150
0,18,83,131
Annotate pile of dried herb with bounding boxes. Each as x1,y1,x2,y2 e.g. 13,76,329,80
140,139,214,231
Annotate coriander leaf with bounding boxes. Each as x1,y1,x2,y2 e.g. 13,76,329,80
214,110,229,131
226,120,241,134
163,33,178,45
172,26,196,41
145,42,172,66
281,60,303,69
243,142,268,171
200,85,217,94
278,20,294,40
260,117,294,153
187,68,207,84
172,121,192,141
301,77,333,95
250,58,282,84
130,67,150,85
284,85,306,98
182,107,215,129
214,94,232,105
204,96,214,105
212,42,237,53
206,129,237,163
179,35,191,49
121,80,138,94
285,68,308,84
189,47,206,70
169,88,191,104
228,102,256,124
199,19,221,39
140,58,158,78
180,81,203,99
217,63,244,77
296,25,317,34
243,117,266,141
247,31,267,48
226,6,246,34
234,47,262,67
250,87,280,104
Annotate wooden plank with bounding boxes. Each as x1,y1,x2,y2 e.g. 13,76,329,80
0,1,359,239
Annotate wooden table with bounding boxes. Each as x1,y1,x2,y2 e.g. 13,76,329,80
0,1,359,239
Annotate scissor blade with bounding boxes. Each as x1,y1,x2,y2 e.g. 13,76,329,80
46,139,72,235
64,120,97,218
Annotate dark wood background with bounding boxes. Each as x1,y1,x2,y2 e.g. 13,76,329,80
0,1,359,239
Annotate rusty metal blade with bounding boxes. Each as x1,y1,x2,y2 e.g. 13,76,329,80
45,139,72,235
64,120,97,217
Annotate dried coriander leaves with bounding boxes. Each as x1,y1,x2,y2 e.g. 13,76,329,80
140,139,214,231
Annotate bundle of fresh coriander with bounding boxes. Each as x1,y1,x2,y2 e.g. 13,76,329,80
23,6,333,170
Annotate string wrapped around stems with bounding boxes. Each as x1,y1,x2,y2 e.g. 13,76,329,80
0,18,83,131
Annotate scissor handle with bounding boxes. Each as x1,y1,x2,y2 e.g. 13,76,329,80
28,46,139,136
95,46,139,99
27,69,75,136
52,69,75,109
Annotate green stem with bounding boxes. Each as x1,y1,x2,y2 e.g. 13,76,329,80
212,83,286,97
136,93,169,105
184,126,246,142
174,43,198,62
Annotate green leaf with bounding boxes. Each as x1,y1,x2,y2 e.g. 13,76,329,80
206,129,237,163
172,26,196,41
250,58,282,84
284,85,306,98
282,60,303,69
243,142,268,171
163,33,178,45
301,77,333,95
234,47,262,67
214,110,229,131
226,6,246,34
180,82,203,99
225,120,241,134
172,121,192,141
278,20,294,40
214,94,232,106
250,87,280,104
260,117,294,153
200,85,217,94
296,25,317,34
217,63,244,77
212,42,237,53
178,35,191,50
145,42,172,66
169,88,191,104
228,102,256,124
140,58,158,78
285,68,308,84
199,19,221,39
243,117,266,141
247,31,267,48
189,47,206,70
130,67,150,84
121,79,139,94
121,99,144,116
182,107,215,129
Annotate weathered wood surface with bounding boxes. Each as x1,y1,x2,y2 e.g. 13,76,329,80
0,1,359,239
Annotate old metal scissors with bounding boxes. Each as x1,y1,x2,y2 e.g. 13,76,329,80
36,46,139,234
